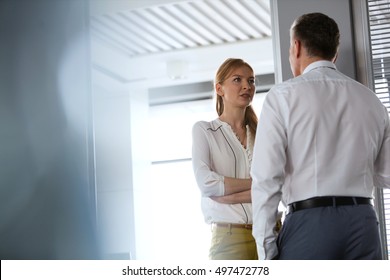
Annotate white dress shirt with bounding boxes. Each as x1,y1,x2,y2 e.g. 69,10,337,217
251,60,390,259
192,118,254,224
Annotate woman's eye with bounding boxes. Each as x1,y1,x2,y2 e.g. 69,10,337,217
249,79,255,85
233,77,241,83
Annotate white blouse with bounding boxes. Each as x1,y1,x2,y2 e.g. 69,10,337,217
192,118,254,224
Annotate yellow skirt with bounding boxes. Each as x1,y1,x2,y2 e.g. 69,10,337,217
209,224,258,260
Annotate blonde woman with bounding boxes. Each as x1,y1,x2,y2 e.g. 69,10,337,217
192,58,258,259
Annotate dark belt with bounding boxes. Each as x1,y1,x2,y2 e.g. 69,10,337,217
287,196,373,215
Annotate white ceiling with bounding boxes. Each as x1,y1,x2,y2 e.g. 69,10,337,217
90,0,271,57
90,0,275,96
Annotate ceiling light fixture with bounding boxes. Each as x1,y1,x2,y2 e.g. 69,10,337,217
166,60,189,80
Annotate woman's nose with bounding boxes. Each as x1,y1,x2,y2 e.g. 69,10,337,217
243,80,251,89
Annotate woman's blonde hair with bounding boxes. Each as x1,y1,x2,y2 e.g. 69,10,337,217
214,58,258,137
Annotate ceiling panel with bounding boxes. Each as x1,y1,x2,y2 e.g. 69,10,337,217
90,0,272,57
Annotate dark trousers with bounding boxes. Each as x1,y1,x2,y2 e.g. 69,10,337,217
277,204,383,259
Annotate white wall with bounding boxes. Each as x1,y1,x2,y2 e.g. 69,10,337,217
93,85,136,259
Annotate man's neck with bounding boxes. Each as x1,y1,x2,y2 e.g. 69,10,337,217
299,56,325,75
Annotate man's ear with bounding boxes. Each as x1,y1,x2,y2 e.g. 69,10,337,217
294,39,302,58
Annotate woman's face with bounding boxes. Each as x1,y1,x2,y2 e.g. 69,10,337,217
216,65,255,110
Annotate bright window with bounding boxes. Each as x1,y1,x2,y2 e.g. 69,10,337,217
368,0,390,259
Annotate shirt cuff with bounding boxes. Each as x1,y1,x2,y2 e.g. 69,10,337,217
256,241,278,260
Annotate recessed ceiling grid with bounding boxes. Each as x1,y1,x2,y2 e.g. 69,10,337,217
90,0,271,57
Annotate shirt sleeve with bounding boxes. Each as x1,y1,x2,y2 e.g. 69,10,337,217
192,122,225,197
374,107,390,189
251,90,286,260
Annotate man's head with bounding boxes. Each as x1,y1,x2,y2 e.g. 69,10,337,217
289,13,340,76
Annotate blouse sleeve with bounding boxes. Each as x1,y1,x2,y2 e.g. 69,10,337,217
192,121,225,197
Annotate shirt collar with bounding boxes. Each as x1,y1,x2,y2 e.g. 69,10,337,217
302,60,337,74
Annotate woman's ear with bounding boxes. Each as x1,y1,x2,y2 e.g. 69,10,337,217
216,83,224,96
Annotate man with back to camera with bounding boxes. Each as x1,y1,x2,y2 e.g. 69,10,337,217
251,12,390,260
